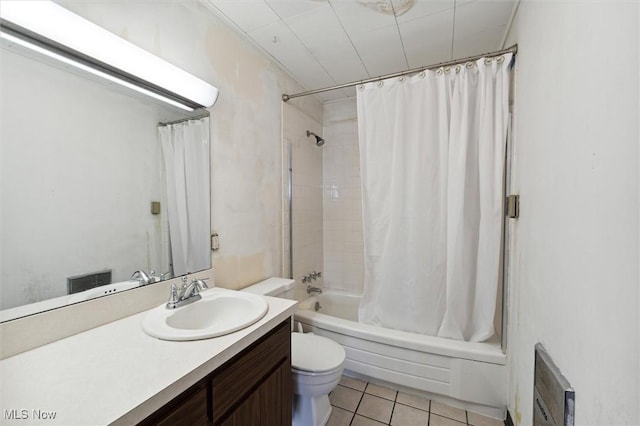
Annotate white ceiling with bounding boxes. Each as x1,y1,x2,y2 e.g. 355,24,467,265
205,0,516,101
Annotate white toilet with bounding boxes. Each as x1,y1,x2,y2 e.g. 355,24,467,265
243,277,346,426
291,332,345,426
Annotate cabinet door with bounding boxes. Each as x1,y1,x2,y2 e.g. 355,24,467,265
211,320,291,423
259,361,292,425
218,361,292,426
141,385,209,426
218,391,260,426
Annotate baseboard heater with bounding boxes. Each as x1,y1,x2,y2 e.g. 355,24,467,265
534,343,575,426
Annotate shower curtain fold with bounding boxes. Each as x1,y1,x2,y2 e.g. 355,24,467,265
356,54,512,342
159,118,210,277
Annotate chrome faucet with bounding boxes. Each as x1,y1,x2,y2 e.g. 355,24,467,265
166,277,209,309
307,285,322,295
302,271,322,283
131,270,152,285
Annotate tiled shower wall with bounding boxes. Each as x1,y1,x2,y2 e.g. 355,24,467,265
322,99,364,294
282,102,324,300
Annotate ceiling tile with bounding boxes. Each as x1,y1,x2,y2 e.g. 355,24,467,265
286,4,352,54
265,0,326,20
350,25,408,76
316,47,370,83
399,8,455,68
330,1,396,35
452,26,506,59
207,0,281,32
296,69,337,90
454,0,514,39
248,21,330,84
394,0,455,23
206,0,517,102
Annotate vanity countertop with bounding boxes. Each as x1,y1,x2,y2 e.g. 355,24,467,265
0,289,297,425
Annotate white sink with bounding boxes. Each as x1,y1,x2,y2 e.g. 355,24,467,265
142,288,268,341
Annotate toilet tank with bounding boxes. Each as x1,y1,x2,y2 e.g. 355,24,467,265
242,277,296,299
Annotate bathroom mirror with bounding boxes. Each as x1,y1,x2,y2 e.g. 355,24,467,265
0,40,211,321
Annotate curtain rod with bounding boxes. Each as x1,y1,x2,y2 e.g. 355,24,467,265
282,44,518,102
158,111,210,127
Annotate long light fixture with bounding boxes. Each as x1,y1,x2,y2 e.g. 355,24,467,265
0,1,219,111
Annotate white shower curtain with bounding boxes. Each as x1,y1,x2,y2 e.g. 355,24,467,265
159,117,210,277
357,54,512,342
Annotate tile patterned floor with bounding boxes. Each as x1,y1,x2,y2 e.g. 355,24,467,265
327,376,504,426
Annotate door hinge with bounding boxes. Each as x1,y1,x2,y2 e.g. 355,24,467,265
507,194,519,219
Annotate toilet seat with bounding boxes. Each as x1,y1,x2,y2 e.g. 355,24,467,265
291,332,345,374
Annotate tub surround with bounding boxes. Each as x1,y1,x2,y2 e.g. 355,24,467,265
0,290,297,425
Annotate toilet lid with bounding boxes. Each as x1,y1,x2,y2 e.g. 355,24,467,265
291,333,346,373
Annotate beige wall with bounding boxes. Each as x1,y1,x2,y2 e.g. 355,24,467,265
57,1,323,290
0,1,325,356
504,1,639,424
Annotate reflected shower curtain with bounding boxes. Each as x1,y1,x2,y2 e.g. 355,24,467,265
159,117,210,277
357,54,512,342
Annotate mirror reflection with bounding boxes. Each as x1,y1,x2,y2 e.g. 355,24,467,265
1,41,211,321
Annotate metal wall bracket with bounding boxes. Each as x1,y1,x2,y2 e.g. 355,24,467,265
507,194,519,219
211,232,220,251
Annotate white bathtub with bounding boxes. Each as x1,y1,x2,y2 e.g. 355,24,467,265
295,291,506,418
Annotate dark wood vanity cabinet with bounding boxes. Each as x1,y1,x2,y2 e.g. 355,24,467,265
140,319,292,426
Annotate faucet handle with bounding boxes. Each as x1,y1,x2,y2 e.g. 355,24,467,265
149,270,161,283
191,278,209,293
166,284,179,308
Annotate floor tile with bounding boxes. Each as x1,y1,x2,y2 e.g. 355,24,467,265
430,400,467,423
356,393,394,424
326,406,354,426
390,403,429,425
352,414,388,425
396,391,430,411
329,385,363,412
467,411,504,426
429,413,466,426
365,382,397,401
339,375,367,391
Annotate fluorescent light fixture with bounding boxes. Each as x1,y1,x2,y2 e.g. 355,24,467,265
0,31,195,112
0,1,219,110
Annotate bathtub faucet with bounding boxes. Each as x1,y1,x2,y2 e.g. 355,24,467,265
302,271,322,283
307,285,322,295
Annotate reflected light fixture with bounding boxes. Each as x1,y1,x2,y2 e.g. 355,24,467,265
0,1,219,111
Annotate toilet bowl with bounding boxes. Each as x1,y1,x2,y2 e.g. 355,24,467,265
291,332,345,426
242,277,346,426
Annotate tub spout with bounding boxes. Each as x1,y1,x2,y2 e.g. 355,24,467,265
307,285,322,295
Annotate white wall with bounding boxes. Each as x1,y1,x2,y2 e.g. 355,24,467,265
1,48,171,309
505,1,639,424
54,1,323,290
322,99,364,294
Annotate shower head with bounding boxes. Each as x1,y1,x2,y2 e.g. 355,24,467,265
306,130,325,147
